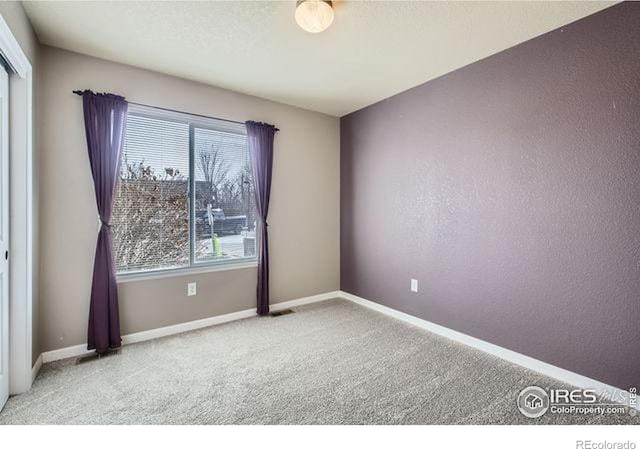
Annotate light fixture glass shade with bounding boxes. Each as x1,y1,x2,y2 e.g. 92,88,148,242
295,0,334,33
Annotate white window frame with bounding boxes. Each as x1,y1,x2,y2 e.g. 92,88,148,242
0,14,35,394
116,104,258,282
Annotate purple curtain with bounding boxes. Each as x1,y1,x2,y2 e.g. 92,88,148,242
246,121,278,315
79,90,128,353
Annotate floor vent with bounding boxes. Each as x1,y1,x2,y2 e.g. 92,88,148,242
270,309,295,317
76,349,120,365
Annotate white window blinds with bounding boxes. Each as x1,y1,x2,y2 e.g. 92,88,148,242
112,104,255,275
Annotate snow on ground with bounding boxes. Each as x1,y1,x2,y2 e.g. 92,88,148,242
197,231,256,261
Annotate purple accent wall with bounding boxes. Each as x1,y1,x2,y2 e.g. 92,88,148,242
340,3,640,390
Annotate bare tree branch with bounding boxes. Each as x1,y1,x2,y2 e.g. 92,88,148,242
197,144,231,209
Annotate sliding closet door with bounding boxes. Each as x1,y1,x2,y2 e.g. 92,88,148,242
0,65,9,411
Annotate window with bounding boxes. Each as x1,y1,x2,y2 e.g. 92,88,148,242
112,104,256,275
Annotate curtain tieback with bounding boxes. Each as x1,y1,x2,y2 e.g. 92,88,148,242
99,218,112,229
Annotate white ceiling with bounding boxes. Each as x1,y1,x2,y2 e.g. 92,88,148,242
23,1,615,116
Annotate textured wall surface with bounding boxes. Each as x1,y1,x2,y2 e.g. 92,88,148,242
39,47,340,353
341,3,639,390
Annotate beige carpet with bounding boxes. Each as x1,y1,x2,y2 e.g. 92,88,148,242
0,299,637,424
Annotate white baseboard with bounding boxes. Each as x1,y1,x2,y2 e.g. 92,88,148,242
31,354,42,383
339,290,639,411
41,343,92,364
271,291,341,310
41,291,341,364
121,308,257,347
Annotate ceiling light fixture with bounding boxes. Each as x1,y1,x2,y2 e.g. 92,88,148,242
295,0,334,33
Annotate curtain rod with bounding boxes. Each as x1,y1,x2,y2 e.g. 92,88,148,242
72,90,248,127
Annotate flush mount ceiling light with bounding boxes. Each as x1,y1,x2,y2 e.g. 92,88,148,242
295,0,334,33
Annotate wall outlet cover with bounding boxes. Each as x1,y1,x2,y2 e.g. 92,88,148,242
187,282,197,296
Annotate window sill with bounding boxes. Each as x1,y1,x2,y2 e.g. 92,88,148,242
116,260,258,283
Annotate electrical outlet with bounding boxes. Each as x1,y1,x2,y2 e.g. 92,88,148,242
187,282,197,296
410,279,418,293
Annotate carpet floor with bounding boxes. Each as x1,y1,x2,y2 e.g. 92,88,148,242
0,299,637,425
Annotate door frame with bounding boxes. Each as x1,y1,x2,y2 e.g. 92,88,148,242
0,14,34,395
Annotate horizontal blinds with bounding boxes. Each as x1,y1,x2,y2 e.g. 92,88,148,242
127,103,247,135
112,103,255,275
112,113,190,273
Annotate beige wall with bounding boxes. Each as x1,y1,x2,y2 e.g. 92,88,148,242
38,46,340,353
0,1,40,365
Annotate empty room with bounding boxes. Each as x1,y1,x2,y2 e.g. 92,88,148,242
0,0,638,443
